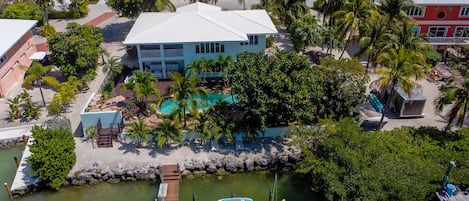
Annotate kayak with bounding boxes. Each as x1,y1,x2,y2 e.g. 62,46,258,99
369,93,383,113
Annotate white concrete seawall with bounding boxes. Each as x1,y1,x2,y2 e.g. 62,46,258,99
10,137,38,196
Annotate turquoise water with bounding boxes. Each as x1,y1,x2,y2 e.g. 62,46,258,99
0,146,24,201
160,93,236,114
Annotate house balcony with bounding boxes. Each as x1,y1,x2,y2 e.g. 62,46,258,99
140,49,161,58
427,37,469,45
164,49,183,57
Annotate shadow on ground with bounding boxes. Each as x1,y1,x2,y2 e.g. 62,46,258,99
101,21,133,43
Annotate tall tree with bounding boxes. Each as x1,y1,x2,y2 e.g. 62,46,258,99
22,62,60,107
333,0,377,59
167,72,208,128
385,20,427,53
106,0,174,19
372,47,425,129
378,0,415,23
48,23,103,79
314,0,345,54
435,64,469,131
152,120,182,148
271,0,308,26
288,14,323,52
122,71,160,117
356,15,389,69
1,2,42,22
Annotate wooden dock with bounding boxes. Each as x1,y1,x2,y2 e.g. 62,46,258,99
435,191,469,201
161,164,180,201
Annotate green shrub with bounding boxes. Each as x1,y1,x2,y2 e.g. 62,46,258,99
2,2,42,23
424,48,442,66
28,126,76,190
41,24,56,37
266,35,275,48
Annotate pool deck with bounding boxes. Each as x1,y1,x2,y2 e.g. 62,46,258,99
10,137,38,195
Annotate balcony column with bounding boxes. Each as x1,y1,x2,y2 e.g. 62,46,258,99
136,45,143,72
160,44,167,78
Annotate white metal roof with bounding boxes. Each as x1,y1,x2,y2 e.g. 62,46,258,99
412,0,469,5
123,3,278,45
0,19,37,57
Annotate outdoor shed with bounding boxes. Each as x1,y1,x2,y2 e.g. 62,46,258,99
393,86,426,118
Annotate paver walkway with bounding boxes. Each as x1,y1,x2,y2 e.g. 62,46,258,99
85,12,116,26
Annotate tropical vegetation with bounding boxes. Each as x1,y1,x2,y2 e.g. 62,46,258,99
7,90,42,121
28,126,76,190
48,22,103,79
121,71,160,117
1,2,42,23
22,62,60,107
106,0,175,18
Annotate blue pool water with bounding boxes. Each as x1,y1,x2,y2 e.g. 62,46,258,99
159,93,236,114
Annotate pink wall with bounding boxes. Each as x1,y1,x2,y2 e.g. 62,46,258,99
0,31,37,97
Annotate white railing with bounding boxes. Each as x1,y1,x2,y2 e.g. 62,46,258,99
427,37,469,44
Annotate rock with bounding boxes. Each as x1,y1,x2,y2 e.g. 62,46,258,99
223,157,238,172
88,178,99,185
71,179,86,186
245,159,254,171
108,178,121,183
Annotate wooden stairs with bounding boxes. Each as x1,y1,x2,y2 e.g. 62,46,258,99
161,164,180,201
96,119,124,148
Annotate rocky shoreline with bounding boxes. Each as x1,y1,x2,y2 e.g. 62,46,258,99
12,145,302,196
0,136,27,148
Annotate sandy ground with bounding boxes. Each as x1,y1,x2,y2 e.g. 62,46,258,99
72,137,288,172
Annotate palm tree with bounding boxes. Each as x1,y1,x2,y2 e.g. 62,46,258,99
127,120,149,147
34,0,62,24
7,96,21,121
314,0,346,54
356,15,389,69
217,54,234,78
198,58,216,82
152,120,182,148
271,0,308,26
385,20,427,53
288,14,324,52
86,126,98,148
187,60,201,78
333,0,377,59
378,0,415,23
105,56,123,80
435,65,469,131
122,71,160,117
372,46,425,129
22,62,60,107
167,72,208,128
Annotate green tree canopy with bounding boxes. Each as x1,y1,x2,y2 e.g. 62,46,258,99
48,22,103,79
28,126,76,190
106,0,174,18
288,14,323,52
292,118,469,200
1,2,42,23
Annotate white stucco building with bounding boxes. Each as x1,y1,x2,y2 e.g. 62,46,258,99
123,2,278,79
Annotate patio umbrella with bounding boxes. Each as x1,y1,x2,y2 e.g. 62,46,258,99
441,161,456,188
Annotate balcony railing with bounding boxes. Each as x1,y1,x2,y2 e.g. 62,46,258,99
164,49,183,57
140,49,161,58
427,37,469,44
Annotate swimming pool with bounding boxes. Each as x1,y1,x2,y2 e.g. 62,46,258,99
159,93,236,114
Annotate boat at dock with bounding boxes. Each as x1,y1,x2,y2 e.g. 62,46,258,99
218,198,254,201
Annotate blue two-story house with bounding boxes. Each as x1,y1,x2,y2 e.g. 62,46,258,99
123,2,278,79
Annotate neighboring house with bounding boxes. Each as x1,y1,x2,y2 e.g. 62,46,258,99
0,19,38,97
123,2,278,79
408,0,469,46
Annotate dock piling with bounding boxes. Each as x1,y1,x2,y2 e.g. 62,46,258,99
4,182,12,200
14,156,19,168
22,135,28,145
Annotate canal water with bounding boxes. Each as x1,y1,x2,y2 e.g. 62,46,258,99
1,147,319,201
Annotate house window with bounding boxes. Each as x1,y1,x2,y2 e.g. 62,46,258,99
455,27,469,37
460,7,469,17
27,45,32,51
20,54,25,60
407,7,424,17
248,35,258,45
140,45,160,50
196,43,225,54
428,27,447,37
